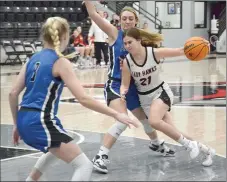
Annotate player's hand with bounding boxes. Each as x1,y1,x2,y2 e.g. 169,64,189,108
114,113,139,129
120,88,128,102
12,126,20,146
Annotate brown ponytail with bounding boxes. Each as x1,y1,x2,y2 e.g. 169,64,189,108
123,27,163,47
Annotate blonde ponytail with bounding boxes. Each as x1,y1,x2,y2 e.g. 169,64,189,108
41,17,77,59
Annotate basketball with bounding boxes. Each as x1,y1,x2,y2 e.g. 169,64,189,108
184,37,210,61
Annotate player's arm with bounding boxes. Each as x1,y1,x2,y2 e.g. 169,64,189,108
83,1,118,44
9,63,27,126
53,58,139,128
153,47,185,61
120,58,131,100
54,58,116,116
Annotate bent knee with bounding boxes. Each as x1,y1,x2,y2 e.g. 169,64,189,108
108,121,127,138
148,119,161,130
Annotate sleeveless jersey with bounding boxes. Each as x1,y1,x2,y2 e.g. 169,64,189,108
20,49,64,115
126,47,163,93
108,30,128,80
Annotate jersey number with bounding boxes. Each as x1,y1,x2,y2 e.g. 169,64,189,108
140,76,151,86
30,62,40,82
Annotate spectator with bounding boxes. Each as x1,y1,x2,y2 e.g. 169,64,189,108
88,11,110,66
104,11,109,20
71,29,91,67
142,22,149,32
110,14,120,29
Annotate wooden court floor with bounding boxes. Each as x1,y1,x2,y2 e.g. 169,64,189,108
0,55,226,181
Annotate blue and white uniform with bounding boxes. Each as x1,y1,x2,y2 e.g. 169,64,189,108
17,49,73,153
104,30,140,111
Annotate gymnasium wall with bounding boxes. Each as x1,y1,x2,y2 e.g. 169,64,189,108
140,1,211,48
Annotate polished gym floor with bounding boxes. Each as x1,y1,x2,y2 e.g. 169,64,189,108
0,54,226,181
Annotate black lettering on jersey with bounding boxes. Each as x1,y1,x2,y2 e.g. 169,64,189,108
139,75,151,86
30,62,40,82
132,72,141,77
142,66,157,76
152,66,157,72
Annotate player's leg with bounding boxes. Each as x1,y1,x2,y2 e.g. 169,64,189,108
163,112,215,166
20,111,92,181
26,152,58,181
49,142,93,181
147,84,200,159
92,80,129,173
127,83,175,157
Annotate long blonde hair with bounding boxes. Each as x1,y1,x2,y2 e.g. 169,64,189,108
120,6,139,25
41,17,76,59
123,27,163,47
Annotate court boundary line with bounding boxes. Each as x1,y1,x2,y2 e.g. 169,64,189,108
64,128,227,159
1,124,225,159
0,129,85,162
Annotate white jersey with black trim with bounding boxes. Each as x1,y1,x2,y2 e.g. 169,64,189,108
125,47,163,94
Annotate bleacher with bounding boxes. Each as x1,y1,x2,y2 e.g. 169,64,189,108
0,1,91,65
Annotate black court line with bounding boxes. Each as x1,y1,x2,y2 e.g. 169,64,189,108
1,126,226,181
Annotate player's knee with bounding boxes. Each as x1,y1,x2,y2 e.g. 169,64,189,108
141,119,155,133
107,121,127,139
71,153,93,181
34,152,58,174
148,119,161,130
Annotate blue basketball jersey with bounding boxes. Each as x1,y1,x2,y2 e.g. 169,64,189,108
108,30,128,80
20,49,64,115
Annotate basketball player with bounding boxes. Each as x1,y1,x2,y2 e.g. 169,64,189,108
84,1,175,174
120,27,216,167
9,17,139,181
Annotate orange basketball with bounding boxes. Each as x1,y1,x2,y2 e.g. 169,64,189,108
184,37,210,61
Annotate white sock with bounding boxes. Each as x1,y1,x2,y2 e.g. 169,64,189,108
34,152,58,174
198,142,210,154
26,176,34,182
70,153,93,181
150,138,161,145
177,134,190,147
98,146,110,156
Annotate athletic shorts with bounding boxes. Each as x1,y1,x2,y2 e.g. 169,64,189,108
17,107,73,153
104,78,140,111
138,82,174,117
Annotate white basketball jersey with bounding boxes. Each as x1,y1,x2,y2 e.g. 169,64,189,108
126,47,163,93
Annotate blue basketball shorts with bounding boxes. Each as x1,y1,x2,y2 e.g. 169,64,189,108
104,79,140,111
17,107,73,153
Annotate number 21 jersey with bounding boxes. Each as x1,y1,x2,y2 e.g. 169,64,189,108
125,47,163,94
